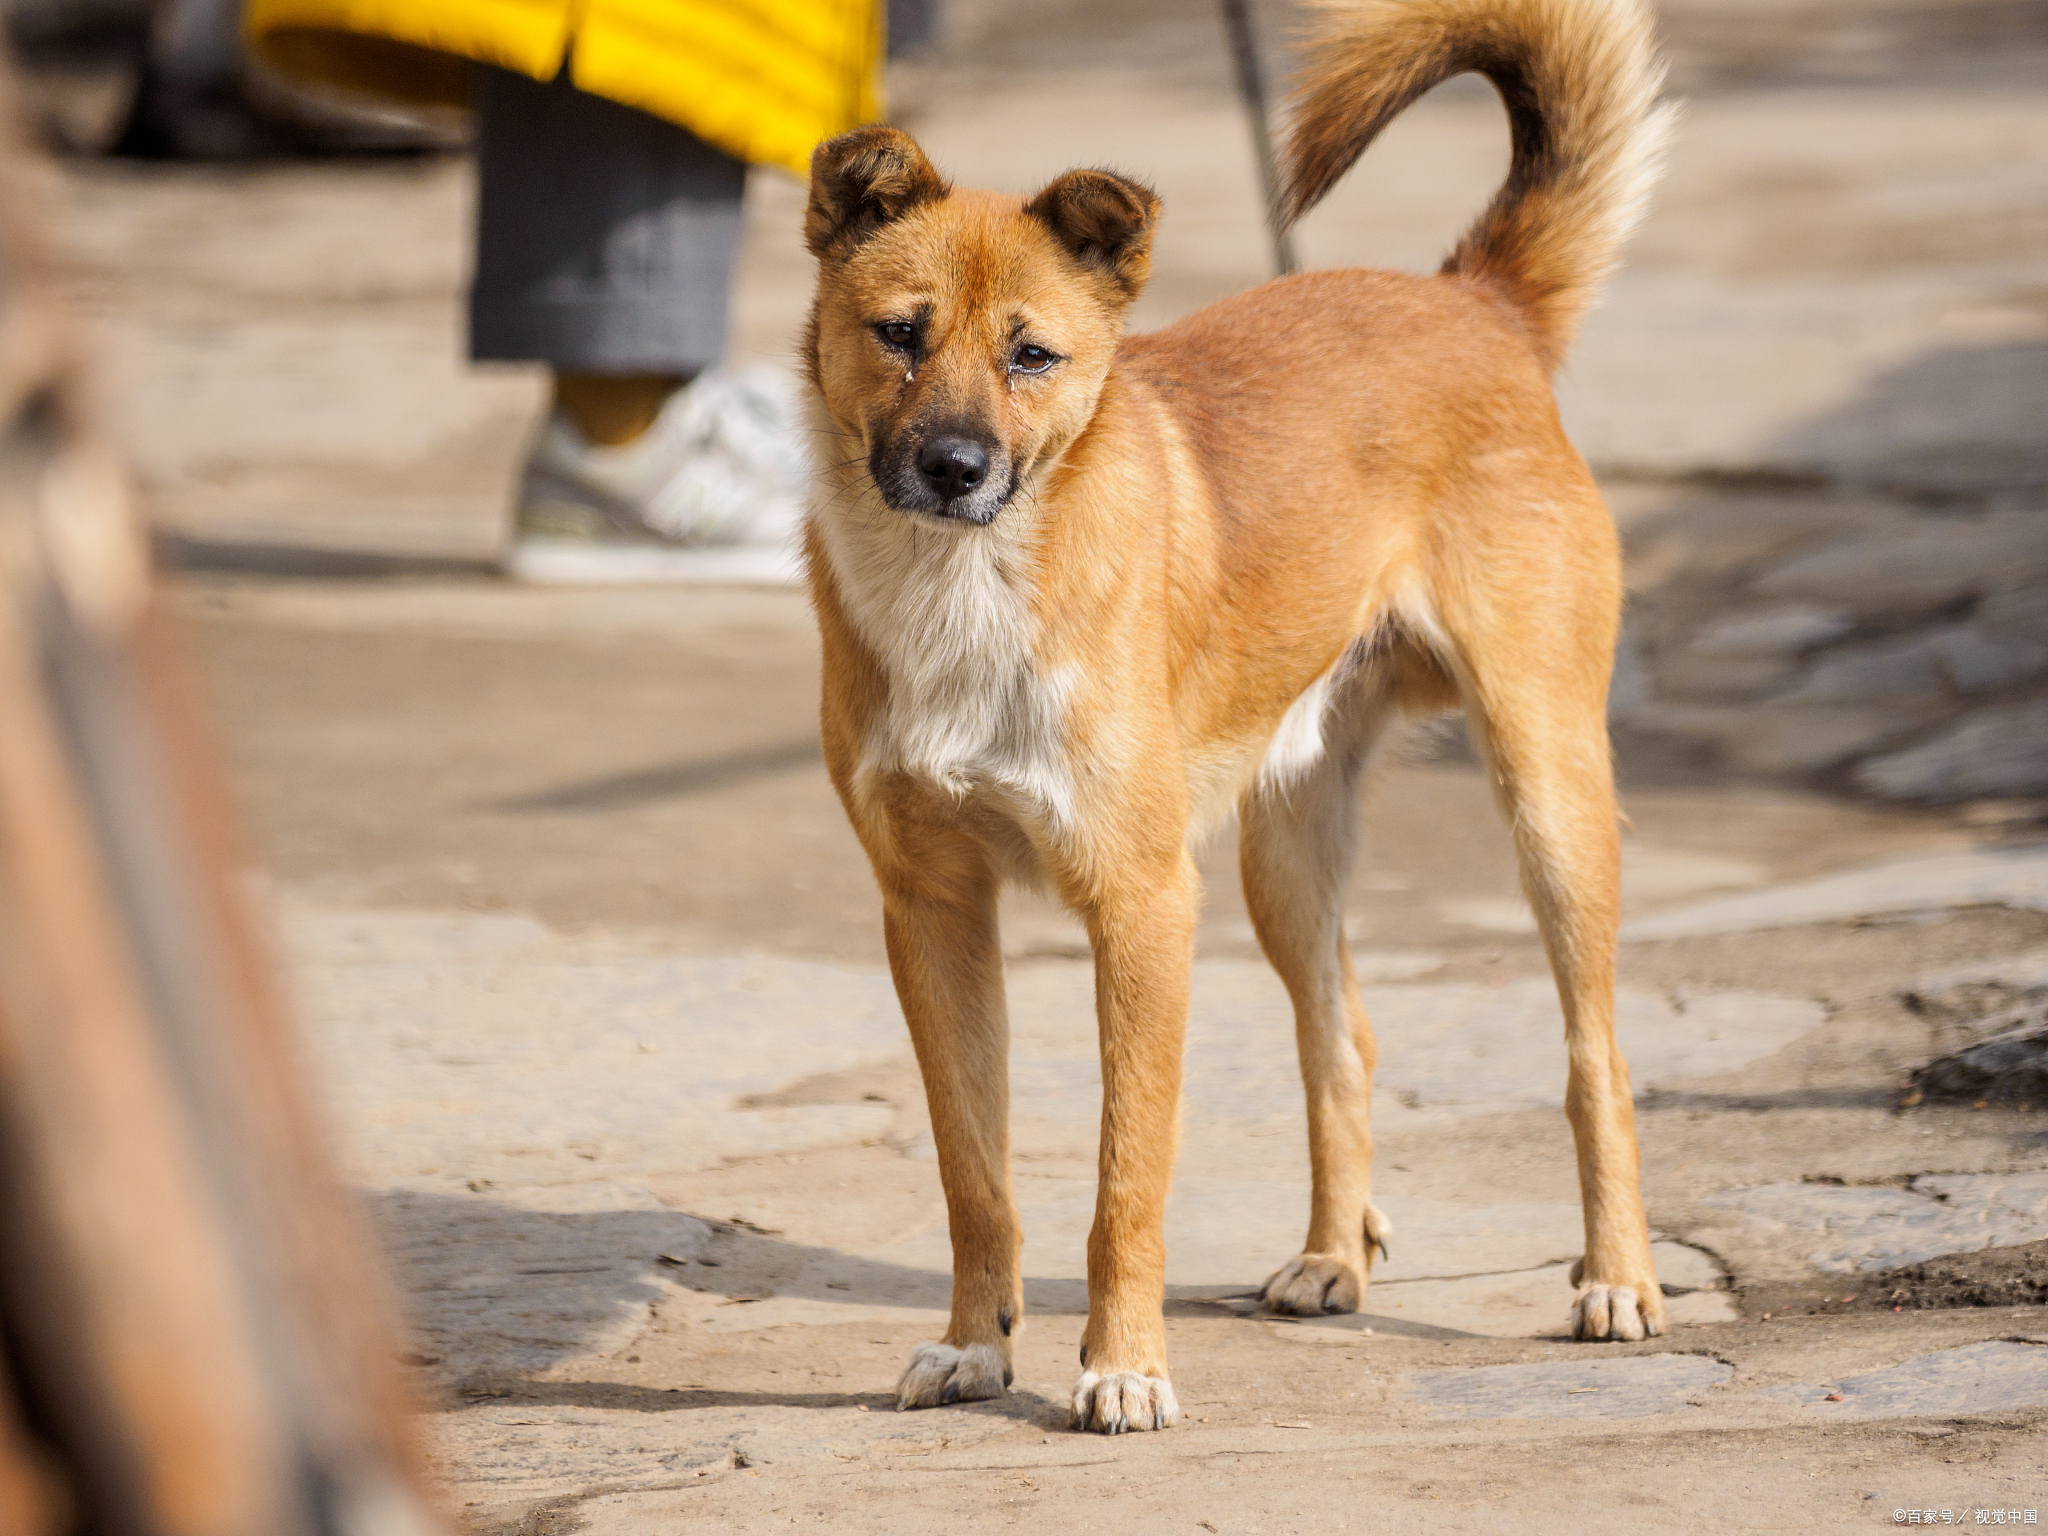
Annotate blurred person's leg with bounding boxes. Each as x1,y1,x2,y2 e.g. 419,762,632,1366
887,0,937,56
472,64,741,378
473,65,806,572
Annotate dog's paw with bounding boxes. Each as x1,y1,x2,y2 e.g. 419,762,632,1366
1568,1282,1662,1342
895,1342,1009,1409
1260,1252,1364,1315
1071,1369,1181,1434
1566,1256,1665,1341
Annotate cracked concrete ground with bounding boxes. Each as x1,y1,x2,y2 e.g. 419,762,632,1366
25,0,2048,1527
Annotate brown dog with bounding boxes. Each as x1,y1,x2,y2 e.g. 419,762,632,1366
798,0,1675,1434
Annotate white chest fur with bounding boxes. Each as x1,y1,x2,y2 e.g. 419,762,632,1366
814,502,1078,831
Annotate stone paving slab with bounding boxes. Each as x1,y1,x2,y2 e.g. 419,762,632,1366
1405,1342,2048,1424
431,1342,2048,1511
1401,1354,1734,1420
1289,1248,1734,1340
1702,1174,2048,1273
657,1204,1738,1343
1016,966,1822,1123
1860,701,2048,803
871,1182,1590,1292
1622,847,2048,940
1913,950,2048,996
429,1397,1015,1505
292,907,1826,1202
379,1194,714,1378
1753,515,2048,621
289,901,1812,1361
1763,1340,2048,1417
294,912,907,1189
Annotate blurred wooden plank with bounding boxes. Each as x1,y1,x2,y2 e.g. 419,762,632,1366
0,40,446,1536
0,1351,63,1536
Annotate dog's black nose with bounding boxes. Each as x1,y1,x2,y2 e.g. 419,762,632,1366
916,437,989,500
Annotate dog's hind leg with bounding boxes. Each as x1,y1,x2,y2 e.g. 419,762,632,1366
1242,672,1398,1316
876,817,1024,1409
1446,535,1665,1343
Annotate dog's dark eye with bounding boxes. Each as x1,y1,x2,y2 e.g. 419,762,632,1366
1011,344,1056,374
876,321,917,352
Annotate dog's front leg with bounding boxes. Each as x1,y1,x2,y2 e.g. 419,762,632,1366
1071,852,1197,1434
880,841,1022,1410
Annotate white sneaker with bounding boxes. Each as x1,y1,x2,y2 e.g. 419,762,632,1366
508,366,810,583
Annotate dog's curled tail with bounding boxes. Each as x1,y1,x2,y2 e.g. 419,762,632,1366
1282,0,1674,371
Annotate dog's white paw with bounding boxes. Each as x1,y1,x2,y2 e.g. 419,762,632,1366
1569,1282,1661,1342
1261,1252,1364,1315
895,1341,1009,1409
1071,1369,1181,1434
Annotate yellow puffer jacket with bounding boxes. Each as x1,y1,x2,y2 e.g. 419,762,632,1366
245,0,882,176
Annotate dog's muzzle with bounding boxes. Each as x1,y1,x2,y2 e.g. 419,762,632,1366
870,431,1012,526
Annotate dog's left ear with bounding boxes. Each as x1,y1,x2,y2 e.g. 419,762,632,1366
1025,169,1161,302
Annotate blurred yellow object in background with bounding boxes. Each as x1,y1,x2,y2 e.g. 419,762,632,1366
246,0,884,175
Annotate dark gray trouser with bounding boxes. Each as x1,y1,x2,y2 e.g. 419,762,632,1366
469,65,748,373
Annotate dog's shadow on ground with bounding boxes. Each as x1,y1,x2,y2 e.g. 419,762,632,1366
367,1188,1251,1422
459,1377,1071,1429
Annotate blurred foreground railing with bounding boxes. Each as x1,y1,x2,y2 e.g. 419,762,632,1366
0,48,447,1536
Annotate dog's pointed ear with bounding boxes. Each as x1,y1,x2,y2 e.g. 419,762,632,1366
1025,169,1160,302
805,126,948,258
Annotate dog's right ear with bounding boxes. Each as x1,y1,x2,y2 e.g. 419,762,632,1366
805,127,948,258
